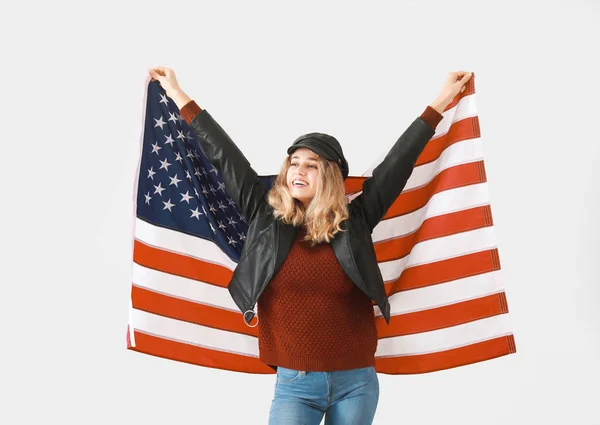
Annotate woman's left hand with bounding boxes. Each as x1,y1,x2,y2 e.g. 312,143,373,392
442,71,473,99
431,71,472,113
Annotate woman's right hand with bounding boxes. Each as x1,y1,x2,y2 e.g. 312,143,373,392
149,66,192,109
149,66,183,98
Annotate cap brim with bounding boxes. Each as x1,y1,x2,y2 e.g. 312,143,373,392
287,140,336,162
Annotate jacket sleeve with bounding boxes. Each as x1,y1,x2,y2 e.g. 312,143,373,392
351,115,437,232
187,109,267,222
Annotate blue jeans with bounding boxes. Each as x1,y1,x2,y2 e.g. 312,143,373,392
268,365,379,425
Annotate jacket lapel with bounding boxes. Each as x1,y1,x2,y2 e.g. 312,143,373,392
331,223,370,297
273,219,298,274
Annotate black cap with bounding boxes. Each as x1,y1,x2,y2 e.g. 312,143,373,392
287,132,349,180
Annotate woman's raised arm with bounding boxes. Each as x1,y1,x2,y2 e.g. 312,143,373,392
148,66,268,223
351,71,472,231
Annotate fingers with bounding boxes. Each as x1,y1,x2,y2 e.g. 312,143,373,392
154,66,169,74
459,72,473,93
149,66,176,86
149,66,172,79
449,71,471,84
149,68,161,81
456,71,472,85
149,69,161,82
149,66,180,96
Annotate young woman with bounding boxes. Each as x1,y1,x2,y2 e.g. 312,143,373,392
148,66,472,425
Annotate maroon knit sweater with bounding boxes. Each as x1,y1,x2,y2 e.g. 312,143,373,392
180,100,443,371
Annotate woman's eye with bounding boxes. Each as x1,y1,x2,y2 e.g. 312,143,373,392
290,163,316,169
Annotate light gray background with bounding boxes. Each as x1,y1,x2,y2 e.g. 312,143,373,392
1,0,598,424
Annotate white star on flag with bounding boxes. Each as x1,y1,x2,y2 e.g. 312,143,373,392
164,134,175,146
153,182,165,196
162,198,175,211
169,174,182,187
190,207,203,219
159,157,172,171
151,142,162,155
180,191,193,203
154,116,166,129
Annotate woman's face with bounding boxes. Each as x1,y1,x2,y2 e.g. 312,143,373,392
287,147,319,207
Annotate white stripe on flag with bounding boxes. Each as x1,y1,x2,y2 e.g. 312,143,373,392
401,136,483,192
375,314,512,357
379,226,498,281
135,218,238,269
132,262,238,311
372,182,491,241
132,308,260,357
382,270,505,316
132,306,511,358
433,94,478,136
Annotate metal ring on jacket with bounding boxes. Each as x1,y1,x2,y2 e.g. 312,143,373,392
244,309,259,328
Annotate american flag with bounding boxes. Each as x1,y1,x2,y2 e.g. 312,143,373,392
127,75,516,374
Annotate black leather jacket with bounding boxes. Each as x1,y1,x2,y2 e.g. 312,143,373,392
188,109,436,327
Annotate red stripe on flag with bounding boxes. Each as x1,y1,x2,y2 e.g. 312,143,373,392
128,331,515,375
417,116,481,167
375,334,516,374
386,249,501,295
131,285,257,337
133,239,233,287
128,331,273,374
376,293,509,338
344,175,366,194
375,205,493,262
385,161,487,218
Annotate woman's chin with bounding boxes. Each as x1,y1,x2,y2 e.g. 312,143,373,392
292,195,309,206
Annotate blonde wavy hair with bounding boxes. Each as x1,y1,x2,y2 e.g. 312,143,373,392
267,153,350,246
